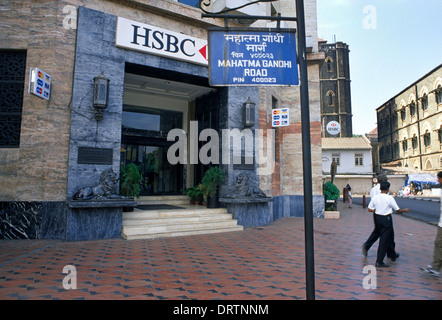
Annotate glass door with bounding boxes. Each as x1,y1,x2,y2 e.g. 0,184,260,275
121,105,183,195
121,143,182,195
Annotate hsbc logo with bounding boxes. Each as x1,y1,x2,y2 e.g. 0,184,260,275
116,17,208,66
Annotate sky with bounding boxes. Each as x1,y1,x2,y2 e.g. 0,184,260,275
316,0,442,135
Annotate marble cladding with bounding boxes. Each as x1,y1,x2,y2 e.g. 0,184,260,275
0,201,123,241
273,195,325,221
0,201,66,240
66,7,210,199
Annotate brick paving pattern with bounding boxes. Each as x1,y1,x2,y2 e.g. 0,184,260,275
0,201,441,300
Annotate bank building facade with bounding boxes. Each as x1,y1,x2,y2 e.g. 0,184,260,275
0,0,325,240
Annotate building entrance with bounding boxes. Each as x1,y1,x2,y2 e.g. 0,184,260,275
121,65,216,196
121,105,183,195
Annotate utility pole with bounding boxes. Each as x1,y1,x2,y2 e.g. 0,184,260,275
296,0,316,300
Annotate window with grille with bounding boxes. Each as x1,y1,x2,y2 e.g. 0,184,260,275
332,153,340,166
355,153,363,166
0,50,27,147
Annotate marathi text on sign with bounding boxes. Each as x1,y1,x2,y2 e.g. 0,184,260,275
208,29,299,86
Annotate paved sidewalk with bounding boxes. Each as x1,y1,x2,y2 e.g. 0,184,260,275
0,201,441,300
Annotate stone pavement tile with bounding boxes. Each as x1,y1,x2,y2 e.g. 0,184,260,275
1,200,441,300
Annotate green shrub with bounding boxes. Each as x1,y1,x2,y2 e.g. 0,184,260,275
323,181,340,211
120,163,142,198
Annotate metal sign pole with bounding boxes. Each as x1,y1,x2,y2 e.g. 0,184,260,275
199,0,315,300
295,0,316,300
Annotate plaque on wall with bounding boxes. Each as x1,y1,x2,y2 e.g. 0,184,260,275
77,147,113,165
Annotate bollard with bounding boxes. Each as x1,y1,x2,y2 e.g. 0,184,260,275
362,195,366,208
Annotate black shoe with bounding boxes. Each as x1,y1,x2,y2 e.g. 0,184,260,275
390,253,400,262
362,244,368,257
376,262,389,268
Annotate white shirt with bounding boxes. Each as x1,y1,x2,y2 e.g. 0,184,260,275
370,184,380,200
368,193,400,216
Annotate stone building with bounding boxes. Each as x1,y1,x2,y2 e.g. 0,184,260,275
0,0,325,240
376,64,442,173
319,40,353,137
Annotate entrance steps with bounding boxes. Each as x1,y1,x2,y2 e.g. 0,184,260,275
136,195,190,206
122,206,243,240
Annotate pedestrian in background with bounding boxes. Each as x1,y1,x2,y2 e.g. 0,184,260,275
347,186,353,208
362,174,388,256
420,171,442,276
367,181,409,267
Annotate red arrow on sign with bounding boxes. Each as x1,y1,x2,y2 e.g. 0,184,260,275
199,44,207,60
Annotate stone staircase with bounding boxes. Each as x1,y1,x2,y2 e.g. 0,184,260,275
122,196,243,240
136,195,191,206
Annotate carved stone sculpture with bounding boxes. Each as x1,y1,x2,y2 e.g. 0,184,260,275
234,173,267,198
73,168,127,200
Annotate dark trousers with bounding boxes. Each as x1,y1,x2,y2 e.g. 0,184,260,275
364,213,380,251
364,214,396,263
374,214,396,264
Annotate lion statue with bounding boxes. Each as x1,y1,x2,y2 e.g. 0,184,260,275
73,168,127,200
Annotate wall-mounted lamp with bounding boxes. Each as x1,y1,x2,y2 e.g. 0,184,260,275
243,97,255,128
93,73,110,121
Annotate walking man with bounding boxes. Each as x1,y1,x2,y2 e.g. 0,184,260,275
420,171,442,276
367,181,409,267
362,174,388,256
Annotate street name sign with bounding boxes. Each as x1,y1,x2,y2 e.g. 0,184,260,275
208,29,299,86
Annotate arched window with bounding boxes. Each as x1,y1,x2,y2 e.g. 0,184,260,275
325,57,333,72
436,85,442,105
402,137,408,152
326,91,335,106
423,130,431,147
425,159,433,170
410,101,416,117
422,93,428,111
412,134,418,150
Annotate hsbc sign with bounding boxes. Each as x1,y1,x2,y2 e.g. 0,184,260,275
116,17,208,66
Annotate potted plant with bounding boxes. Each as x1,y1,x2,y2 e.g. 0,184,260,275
120,163,142,199
185,186,200,204
198,183,208,206
194,185,203,205
201,166,225,208
323,181,340,218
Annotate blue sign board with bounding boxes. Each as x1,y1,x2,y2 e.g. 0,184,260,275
208,29,299,86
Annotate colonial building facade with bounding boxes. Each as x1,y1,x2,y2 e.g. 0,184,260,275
0,0,325,240
376,64,442,173
319,40,353,138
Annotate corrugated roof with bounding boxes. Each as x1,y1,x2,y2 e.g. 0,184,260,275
322,137,372,150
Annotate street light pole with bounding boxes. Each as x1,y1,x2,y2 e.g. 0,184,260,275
295,0,316,300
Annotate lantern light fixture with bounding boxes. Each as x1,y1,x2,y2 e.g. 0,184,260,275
243,97,255,128
93,73,110,121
